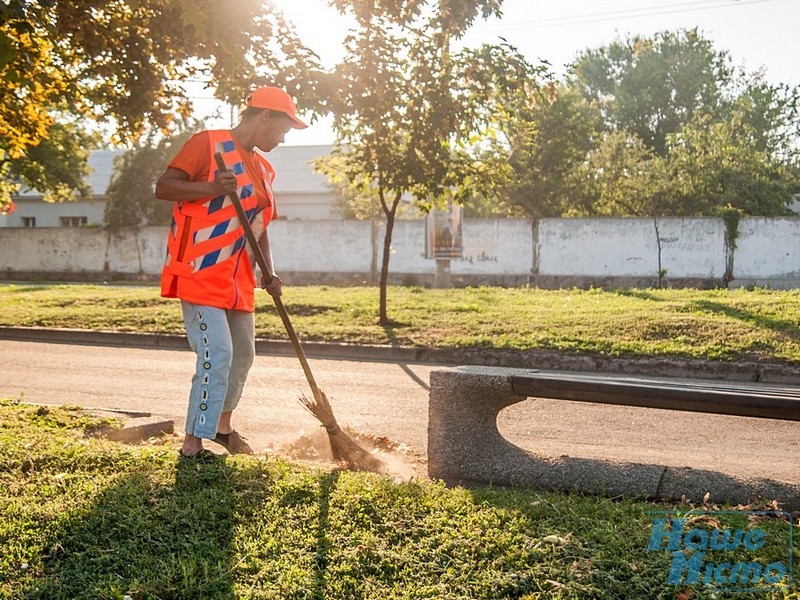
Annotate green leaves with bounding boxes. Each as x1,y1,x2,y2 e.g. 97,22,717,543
325,2,527,208
492,83,603,218
0,0,323,214
104,126,199,230
571,28,732,156
493,28,800,220
663,105,796,216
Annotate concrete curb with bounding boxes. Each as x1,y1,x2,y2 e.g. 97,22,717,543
0,326,190,351
3,325,800,383
7,327,798,506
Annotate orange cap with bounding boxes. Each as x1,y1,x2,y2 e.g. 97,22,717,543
246,86,308,129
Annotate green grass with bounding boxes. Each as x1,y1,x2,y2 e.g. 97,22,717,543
0,399,796,599
2,284,800,363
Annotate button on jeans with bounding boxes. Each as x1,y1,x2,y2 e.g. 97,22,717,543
180,301,255,439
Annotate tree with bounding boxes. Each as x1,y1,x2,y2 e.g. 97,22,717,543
1,0,320,212
572,130,668,217
726,73,800,167
491,83,602,219
518,29,800,219
104,128,200,231
4,120,97,203
663,109,798,217
570,28,732,156
317,152,404,222
318,0,513,325
316,152,419,285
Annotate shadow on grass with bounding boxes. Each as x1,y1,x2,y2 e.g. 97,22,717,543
381,321,411,346
611,289,667,302
1,286,57,294
688,299,800,342
262,303,340,317
312,469,340,599
17,458,238,599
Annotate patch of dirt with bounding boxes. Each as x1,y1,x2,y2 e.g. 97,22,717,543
87,407,429,480
271,426,428,481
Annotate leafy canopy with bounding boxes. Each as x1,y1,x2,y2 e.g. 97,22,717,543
570,28,732,156
490,28,800,219
0,0,319,210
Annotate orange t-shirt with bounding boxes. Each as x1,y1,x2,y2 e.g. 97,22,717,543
168,131,272,211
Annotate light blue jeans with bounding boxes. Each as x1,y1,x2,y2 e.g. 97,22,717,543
180,301,255,439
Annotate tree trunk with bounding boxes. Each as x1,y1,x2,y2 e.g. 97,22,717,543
378,211,395,326
370,217,378,285
652,213,665,289
378,191,402,326
530,216,540,285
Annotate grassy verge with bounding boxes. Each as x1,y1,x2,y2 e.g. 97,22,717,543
1,399,796,600
1,284,800,363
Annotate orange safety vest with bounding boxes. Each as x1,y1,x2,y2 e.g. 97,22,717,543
160,130,276,312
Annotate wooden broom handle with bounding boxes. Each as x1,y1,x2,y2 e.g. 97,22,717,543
213,152,323,399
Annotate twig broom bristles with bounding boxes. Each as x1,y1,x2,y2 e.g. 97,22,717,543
214,153,386,474
298,391,386,472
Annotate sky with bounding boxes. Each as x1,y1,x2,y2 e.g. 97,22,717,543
194,0,800,146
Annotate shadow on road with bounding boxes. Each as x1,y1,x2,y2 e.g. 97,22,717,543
397,362,430,392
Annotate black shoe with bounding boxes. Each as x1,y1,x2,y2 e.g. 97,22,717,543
179,448,218,461
212,430,254,455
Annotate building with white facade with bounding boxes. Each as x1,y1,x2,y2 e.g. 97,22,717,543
0,144,336,228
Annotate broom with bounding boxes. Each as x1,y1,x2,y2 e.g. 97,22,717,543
214,152,386,474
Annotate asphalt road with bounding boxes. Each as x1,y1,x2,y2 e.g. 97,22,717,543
2,339,798,485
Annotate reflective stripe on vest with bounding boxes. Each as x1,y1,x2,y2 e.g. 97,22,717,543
161,130,275,311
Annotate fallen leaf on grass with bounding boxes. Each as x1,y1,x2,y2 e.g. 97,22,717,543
535,533,573,548
675,587,694,600
685,514,722,529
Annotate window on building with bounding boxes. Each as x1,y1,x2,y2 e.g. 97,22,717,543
60,216,88,227
21,217,36,227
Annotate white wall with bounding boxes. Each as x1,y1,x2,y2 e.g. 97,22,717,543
732,217,800,286
456,219,534,276
0,227,164,274
538,218,725,278
2,217,799,288
269,220,373,273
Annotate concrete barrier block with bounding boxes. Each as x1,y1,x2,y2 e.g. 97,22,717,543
427,366,664,497
427,365,800,510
